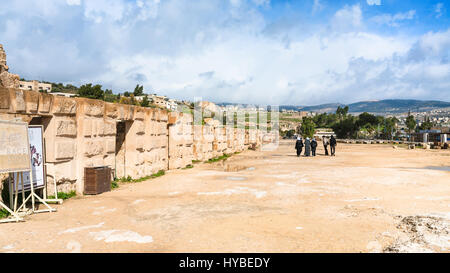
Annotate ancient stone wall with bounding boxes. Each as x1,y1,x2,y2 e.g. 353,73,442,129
0,87,266,195
168,112,194,169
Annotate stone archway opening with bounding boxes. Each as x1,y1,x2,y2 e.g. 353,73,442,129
115,121,133,179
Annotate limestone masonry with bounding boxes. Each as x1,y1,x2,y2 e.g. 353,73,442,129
0,44,275,196
0,86,269,195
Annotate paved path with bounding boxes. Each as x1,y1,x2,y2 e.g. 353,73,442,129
0,140,449,252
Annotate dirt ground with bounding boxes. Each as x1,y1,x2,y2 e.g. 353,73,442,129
0,140,449,253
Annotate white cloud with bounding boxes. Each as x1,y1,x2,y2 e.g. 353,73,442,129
366,0,381,6
1,0,449,105
371,10,416,27
435,3,444,18
66,0,81,6
331,4,362,31
252,0,270,6
312,0,324,14
230,0,242,7
83,1,123,23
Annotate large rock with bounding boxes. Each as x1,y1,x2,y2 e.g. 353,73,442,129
0,45,20,89
0,71,19,89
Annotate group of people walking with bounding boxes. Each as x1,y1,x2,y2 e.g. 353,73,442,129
295,135,336,157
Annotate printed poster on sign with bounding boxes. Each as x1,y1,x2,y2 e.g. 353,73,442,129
12,126,45,193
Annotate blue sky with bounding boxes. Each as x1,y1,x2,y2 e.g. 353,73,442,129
1,0,449,105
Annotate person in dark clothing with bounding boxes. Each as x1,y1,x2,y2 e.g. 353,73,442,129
323,136,329,156
295,137,303,157
311,138,317,156
304,137,311,156
330,135,337,156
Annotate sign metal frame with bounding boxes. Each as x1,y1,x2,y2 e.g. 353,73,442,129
0,120,30,223
10,125,47,194
0,121,56,223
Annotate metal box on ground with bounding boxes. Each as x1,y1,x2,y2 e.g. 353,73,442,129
84,166,111,195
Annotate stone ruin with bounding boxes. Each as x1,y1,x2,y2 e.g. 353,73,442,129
0,87,273,196
0,44,20,89
0,44,278,198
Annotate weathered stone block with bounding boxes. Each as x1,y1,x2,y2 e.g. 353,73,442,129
135,108,145,120
168,113,178,125
83,119,92,136
11,89,25,112
160,110,168,122
136,137,144,151
56,120,77,137
84,100,104,117
96,120,105,136
38,92,52,113
0,87,10,109
84,140,104,157
136,120,145,135
55,141,75,159
92,157,104,167
24,90,39,112
106,139,116,154
124,105,134,120
52,96,77,115
103,120,116,136
91,120,97,136
136,152,145,165
105,103,119,118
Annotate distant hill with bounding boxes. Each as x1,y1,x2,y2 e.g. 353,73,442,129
294,103,344,113
292,99,450,114
217,99,450,114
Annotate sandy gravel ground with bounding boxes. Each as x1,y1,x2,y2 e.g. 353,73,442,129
0,140,449,253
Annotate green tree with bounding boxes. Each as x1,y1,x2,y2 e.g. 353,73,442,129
419,116,433,130
357,112,378,128
383,117,399,140
300,117,316,139
140,95,150,107
336,106,349,121
406,112,416,136
333,115,358,139
78,84,104,100
133,84,144,97
103,89,117,103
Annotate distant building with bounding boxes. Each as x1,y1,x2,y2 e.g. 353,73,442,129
19,80,52,92
314,128,336,139
134,95,146,102
411,129,448,144
51,92,76,98
150,94,168,108
135,94,178,110
167,99,178,111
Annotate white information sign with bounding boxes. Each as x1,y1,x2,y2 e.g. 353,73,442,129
12,126,45,193
0,121,30,173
